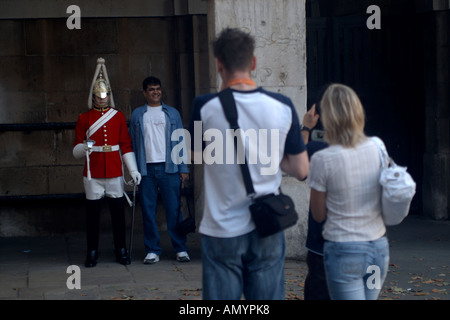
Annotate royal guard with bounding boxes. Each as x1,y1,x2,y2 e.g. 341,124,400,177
73,58,141,267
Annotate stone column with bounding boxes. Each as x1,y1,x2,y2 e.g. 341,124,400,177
206,0,309,259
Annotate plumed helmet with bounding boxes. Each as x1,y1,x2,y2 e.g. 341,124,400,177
88,57,115,109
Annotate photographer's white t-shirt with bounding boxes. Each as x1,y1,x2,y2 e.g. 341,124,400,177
189,88,306,238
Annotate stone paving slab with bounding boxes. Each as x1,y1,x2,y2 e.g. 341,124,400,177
0,216,449,302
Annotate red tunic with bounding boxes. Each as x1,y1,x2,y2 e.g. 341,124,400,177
73,107,133,179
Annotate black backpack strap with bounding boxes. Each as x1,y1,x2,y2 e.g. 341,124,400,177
218,89,255,197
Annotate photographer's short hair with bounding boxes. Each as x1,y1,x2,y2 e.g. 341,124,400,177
213,28,255,73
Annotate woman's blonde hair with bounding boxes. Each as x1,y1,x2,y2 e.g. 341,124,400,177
320,84,366,148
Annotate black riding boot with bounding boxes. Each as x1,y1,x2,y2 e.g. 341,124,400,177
85,198,103,267
107,197,131,265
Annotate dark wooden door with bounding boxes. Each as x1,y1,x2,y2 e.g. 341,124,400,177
306,15,425,214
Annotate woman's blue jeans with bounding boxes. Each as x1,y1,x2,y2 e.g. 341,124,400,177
139,163,187,255
323,236,389,300
201,230,285,300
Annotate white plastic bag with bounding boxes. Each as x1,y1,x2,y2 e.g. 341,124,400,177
372,137,416,226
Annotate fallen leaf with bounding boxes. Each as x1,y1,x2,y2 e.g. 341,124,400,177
389,286,406,293
422,279,435,284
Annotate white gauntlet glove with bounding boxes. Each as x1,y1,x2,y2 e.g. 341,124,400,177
73,143,91,159
122,152,141,185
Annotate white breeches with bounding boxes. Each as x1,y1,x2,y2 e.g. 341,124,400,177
83,177,124,200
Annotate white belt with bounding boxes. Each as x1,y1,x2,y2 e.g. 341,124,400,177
91,145,120,152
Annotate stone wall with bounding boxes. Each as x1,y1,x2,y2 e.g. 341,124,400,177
0,14,208,236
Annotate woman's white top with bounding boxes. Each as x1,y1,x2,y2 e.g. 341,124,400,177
308,138,386,242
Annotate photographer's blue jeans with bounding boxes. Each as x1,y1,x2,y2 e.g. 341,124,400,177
323,236,389,300
139,163,187,255
201,230,285,300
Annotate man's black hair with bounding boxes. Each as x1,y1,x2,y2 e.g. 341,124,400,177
142,76,161,91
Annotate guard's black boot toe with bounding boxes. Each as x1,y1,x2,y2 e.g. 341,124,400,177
85,250,99,268
115,248,131,265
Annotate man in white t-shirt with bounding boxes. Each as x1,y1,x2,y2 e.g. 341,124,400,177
188,28,309,300
130,77,190,264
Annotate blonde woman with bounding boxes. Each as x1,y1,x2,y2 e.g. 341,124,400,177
308,84,389,300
